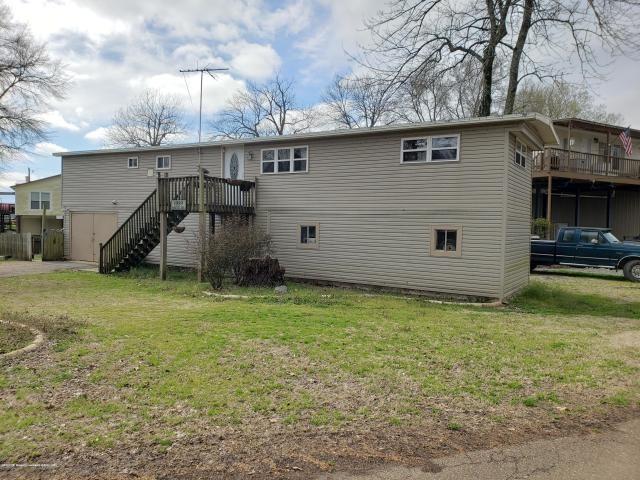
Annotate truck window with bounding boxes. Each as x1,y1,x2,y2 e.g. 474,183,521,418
580,231,600,244
559,229,576,243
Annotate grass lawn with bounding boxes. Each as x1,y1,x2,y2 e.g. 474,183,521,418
0,267,639,478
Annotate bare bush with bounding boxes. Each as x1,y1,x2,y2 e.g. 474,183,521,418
203,216,272,289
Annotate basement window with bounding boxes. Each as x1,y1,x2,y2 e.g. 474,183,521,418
431,226,462,257
156,155,171,170
514,140,528,168
128,157,139,169
299,224,318,248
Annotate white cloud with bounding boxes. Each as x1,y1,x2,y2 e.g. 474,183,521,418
36,111,81,131
34,142,66,156
85,127,111,142
221,42,282,81
0,171,38,190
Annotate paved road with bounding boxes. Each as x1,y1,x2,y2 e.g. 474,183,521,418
0,260,96,277
319,419,640,480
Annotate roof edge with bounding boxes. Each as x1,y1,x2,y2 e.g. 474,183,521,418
55,114,555,157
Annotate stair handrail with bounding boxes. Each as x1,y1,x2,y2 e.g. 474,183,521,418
99,189,158,273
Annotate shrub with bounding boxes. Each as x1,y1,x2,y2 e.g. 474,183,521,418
203,216,272,289
532,217,551,238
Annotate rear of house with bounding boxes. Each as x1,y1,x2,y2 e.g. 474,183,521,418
57,114,557,300
12,175,63,235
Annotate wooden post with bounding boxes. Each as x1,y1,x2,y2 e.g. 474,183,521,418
546,175,553,239
159,211,167,281
574,187,581,226
606,130,611,176
197,164,205,282
98,242,103,273
606,189,613,228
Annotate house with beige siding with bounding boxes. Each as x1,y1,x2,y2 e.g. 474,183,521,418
12,174,63,235
55,114,558,300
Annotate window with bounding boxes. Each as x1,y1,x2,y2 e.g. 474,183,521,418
514,140,529,168
156,155,171,170
579,230,603,245
431,226,462,257
559,229,576,243
30,192,51,210
128,157,138,169
262,146,309,174
299,224,318,248
401,135,459,163
603,231,620,244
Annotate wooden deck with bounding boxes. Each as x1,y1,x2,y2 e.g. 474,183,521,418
533,148,640,186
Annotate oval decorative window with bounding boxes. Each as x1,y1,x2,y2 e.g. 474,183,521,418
230,153,239,180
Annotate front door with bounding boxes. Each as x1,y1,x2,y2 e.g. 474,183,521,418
224,146,245,180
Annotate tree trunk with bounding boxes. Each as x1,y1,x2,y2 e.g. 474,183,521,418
504,0,534,114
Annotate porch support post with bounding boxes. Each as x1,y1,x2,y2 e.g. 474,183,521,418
574,187,581,226
159,211,168,281
546,175,553,238
535,185,542,217
606,130,611,176
606,188,613,229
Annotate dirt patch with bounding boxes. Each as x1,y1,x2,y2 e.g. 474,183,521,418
0,321,34,354
610,330,640,348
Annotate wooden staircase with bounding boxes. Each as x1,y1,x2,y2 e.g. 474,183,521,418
99,175,255,274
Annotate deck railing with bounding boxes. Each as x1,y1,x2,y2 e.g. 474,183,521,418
157,175,256,213
534,148,640,180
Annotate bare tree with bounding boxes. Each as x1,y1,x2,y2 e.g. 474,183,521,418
513,80,624,124
213,75,312,138
322,75,398,128
0,3,67,163
106,89,187,147
362,0,640,117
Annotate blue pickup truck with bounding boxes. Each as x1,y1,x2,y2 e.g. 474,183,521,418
531,227,640,281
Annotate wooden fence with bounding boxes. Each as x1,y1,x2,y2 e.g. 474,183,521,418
42,229,64,261
0,232,32,261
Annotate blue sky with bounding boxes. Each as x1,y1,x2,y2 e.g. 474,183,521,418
2,0,640,201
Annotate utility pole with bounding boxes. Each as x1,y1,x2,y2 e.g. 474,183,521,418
178,66,229,282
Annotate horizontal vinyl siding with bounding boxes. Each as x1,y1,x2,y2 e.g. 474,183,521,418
247,125,515,298
504,134,533,297
62,146,222,266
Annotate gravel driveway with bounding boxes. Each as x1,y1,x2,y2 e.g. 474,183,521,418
0,260,96,277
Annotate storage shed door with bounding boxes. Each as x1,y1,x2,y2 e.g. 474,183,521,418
71,212,117,262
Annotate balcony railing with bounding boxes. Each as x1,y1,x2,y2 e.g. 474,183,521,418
534,148,640,181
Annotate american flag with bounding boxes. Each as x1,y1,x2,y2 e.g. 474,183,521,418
619,127,633,157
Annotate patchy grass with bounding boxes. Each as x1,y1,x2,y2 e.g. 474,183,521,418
0,319,33,354
0,270,638,476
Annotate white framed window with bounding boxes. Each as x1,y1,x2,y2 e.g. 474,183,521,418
514,140,529,168
430,225,462,257
128,157,139,169
156,155,171,170
401,134,460,163
261,146,309,174
30,192,51,210
299,223,319,248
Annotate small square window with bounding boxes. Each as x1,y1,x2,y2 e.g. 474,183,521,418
40,192,51,210
128,157,138,168
299,224,318,248
156,155,171,170
430,135,459,162
431,226,462,257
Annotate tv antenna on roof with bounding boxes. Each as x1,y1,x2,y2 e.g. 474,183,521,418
178,65,229,283
178,66,229,146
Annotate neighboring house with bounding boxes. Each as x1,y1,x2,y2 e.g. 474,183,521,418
533,118,640,240
55,114,558,300
12,175,63,235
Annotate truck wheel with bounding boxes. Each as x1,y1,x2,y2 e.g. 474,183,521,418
623,260,640,282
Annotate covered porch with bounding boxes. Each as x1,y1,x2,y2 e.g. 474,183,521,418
532,177,640,240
